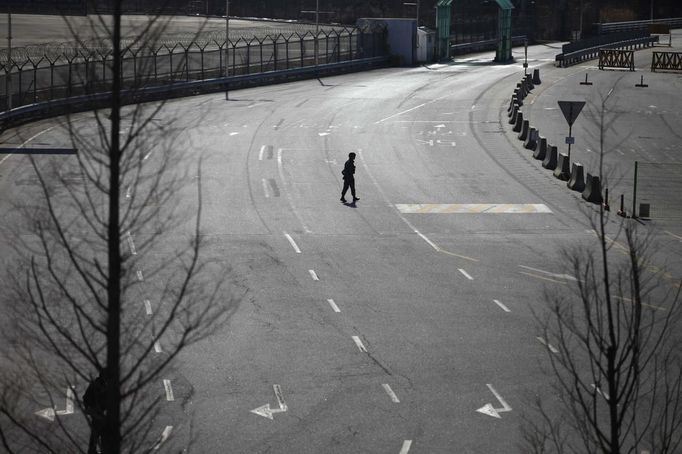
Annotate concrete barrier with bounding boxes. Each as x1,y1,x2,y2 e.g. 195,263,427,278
524,127,538,150
554,153,571,180
516,83,526,99
543,145,558,169
513,114,525,133
567,162,585,191
532,68,541,84
509,106,520,124
533,137,547,160
518,120,530,140
582,173,603,204
525,74,535,90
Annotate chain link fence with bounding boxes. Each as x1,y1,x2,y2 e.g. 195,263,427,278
0,25,387,111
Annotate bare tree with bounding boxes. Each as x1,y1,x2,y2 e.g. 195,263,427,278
0,3,238,453
521,91,682,453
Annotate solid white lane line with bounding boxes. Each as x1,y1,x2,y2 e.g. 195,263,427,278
664,230,682,241
458,268,474,280
375,102,429,124
518,264,577,281
536,337,559,353
352,336,367,352
382,384,400,403
493,299,511,312
163,379,174,401
284,232,301,253
136,270,144,281
153,426,173,451
258,145,266,161
400,440,413,454
144,299,152,315
309,269,319,281
327,299,341,313
262,178,271,198
127,232,137,255
154,341,162,353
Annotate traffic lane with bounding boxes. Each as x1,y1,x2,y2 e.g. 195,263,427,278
173,235,415,453
292,233,561,453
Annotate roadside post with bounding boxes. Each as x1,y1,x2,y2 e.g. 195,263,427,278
523,38,528,75
558,100,585,164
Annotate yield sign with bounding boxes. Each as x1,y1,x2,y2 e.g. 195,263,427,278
558,101,585,126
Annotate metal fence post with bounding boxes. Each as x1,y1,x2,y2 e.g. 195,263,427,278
632,160,638,218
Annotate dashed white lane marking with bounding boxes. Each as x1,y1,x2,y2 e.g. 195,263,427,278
308,269,319,281
154,340,162,353
144,299,153,315
591,384,610,401
536,337,559,353
136,270,144,281
458,268,474,280
126,186,132,199
382,384,400,403
126,231,137,255
163,379,175,401
143,151,153,161
493,299,511,312
357,151,478,263
400,440,413,454
277,148,312,233
229,132,239,136
258,145,266,161
262,178,271,198
153,426,173,451
327,299,341,313
352,336,367,352
284,232,301,253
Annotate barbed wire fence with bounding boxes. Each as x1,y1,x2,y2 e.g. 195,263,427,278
0,24,387,111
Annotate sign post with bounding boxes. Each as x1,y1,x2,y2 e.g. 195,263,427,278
558,100,585,163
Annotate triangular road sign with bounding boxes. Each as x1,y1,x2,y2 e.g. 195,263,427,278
558,101,585,126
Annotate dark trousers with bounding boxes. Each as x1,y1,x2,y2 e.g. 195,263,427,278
341,178,356,199
88,414,104,454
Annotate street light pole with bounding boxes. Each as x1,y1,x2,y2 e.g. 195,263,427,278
225,0,230,100
315,0,319,66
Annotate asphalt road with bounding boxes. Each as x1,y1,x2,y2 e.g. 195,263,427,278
1,33,682,453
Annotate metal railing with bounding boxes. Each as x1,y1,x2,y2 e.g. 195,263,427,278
595,17,682,34
555,34,658,67
651,51,682,71
0,26,387,112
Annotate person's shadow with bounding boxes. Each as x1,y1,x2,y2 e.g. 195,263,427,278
342,201,358,208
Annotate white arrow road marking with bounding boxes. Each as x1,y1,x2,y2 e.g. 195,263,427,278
154,340,162,353
476,384,512,419
126,231,137,255
144,299,153,315
153,425,173,450
35,387,75,421
536,337,559,353
136,270,144,281
251,385,288,420
309,269,319,281
400,440,413,453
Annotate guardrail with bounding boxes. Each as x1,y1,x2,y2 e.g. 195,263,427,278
450,35,527,55
651,51,682,71
555,35,658,67
0,56,391,130
595,17,682,34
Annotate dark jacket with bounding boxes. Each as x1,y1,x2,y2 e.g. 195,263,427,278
342,159,355,180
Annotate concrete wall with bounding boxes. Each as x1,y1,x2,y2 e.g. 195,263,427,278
357,18,417,66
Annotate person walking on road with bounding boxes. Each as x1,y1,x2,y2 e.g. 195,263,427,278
340,152,359,203
83,369,108,454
